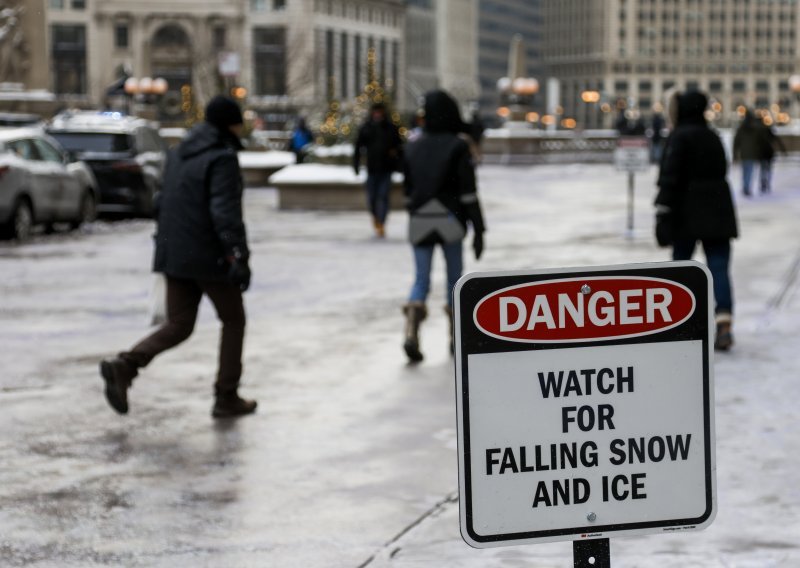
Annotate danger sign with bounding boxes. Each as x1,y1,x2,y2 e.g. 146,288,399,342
454,262,716,548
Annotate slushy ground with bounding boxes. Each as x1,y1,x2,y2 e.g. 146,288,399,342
1,161,798,567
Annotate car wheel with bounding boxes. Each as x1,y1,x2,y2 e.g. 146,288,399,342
71,191,97,229
11,199,33,241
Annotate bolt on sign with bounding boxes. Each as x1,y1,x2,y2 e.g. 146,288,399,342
454,262,717,548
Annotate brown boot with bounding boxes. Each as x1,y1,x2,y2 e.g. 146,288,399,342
402,302,427,362
714,313,733,351
212,393,258,418
99,358,137,414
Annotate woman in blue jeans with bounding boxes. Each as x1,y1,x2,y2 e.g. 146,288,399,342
401,90,485,362
656,90,739,351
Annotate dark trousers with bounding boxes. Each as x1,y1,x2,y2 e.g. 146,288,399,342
121,276,246,395
673,238,733,315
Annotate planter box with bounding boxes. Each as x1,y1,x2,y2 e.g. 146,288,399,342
268,164,405,211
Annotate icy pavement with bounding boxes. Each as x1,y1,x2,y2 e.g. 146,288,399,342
1,161,799,567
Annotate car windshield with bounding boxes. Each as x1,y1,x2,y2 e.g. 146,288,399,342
49,132,131,153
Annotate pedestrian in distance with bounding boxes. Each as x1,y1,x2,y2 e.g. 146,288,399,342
289,117,314,164
402,90,486,362
733,109,787,196
99,95,257,419
353,102,403,238
654,90,739,351
649,111,666,164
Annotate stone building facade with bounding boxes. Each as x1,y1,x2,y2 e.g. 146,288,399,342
543,0,800,129
404,0,480,114
40,0,405,124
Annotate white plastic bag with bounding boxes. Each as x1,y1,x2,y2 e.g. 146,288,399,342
148,274,167,327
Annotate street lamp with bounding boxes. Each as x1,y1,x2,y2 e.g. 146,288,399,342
789,75,800,127
124,76,169,111
497,76,539,124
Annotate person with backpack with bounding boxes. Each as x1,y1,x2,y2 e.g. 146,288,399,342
401,90,486,362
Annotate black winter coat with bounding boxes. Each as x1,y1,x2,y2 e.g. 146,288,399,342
403,132,485,244
656,93,738,241
153,123,248,281
353,119,402,174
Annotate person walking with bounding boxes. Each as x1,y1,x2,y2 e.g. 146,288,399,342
353,102,403,238
756,117,786,194
99,95,257,418
289,117,314,164
402,90,486,362
655,90,738,351
733,109,786,196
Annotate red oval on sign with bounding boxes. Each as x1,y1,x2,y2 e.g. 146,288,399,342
473,276,696,343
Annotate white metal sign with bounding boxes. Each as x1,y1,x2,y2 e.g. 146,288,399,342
218,51,241,77
614,136,650,172
454,262,716,548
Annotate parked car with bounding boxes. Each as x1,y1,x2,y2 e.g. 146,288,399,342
0,112,44,127
47,111,167,217
0,128,99,240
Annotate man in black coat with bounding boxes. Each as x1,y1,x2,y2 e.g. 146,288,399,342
655,90,738,351
100,96,256,418
353,102,402,237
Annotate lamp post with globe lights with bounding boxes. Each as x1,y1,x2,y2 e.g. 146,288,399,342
123,76,169,117
497,76,539,125
789,75,800,130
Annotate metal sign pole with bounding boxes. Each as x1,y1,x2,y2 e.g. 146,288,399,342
573,538,610,567
626,171,635,237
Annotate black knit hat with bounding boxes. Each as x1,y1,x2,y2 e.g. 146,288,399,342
205,96,244,130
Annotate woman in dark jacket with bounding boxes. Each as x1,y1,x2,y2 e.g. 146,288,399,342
655,90,738,351
401,90,486,362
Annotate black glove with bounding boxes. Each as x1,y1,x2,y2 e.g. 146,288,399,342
228,259,251,292
655,211,673,248
473,231,484,260
227,247,251,292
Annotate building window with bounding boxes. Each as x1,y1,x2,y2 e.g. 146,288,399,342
114,24,129,49
49,0,64,8
213,26,227,51
325,30,334,99
253,27,287,95
71,0,85,8
709,80,723,92
52,24,87,95
251,0,268,11
275,0,286,9
340,32,348,99
354,35,362,94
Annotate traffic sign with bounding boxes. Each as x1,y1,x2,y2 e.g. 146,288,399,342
454,262,716,548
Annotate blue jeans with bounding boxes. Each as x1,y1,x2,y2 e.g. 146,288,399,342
366,172,392,224
673,239,733,314
741,160,756,195
409,241,463,307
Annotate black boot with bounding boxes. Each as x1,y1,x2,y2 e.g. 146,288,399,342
99,357,137,414
212,392,258,418
402,302,427,363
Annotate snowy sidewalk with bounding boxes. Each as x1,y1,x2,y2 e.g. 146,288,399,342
0,161,798,567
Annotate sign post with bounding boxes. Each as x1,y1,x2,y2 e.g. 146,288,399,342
454,262,716,564
614,136,650,238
